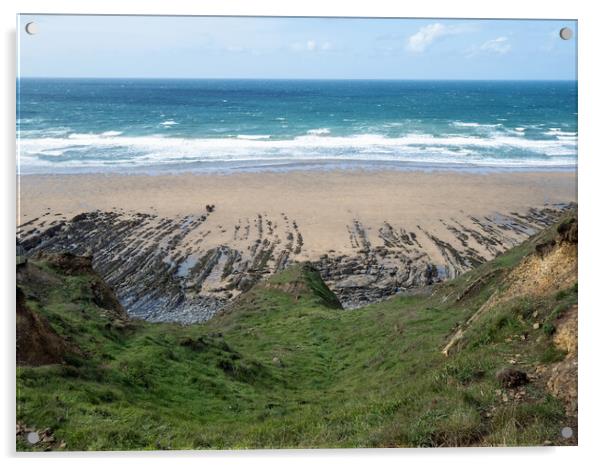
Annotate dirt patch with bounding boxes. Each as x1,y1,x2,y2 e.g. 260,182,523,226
16,286,69,366
504,242,577,299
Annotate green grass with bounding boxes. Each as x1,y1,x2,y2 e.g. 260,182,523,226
16,220,577,450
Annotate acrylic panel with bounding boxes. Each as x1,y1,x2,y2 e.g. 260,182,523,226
16,15,577,451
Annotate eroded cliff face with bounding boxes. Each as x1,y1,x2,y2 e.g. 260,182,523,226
539,304,577,419
16,253,126,366
442,215,577,421
17,204,573,323
505,219,577,299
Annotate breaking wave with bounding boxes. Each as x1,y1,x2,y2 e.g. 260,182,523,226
18,130,577,172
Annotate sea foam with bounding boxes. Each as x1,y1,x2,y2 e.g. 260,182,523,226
18,131,578,172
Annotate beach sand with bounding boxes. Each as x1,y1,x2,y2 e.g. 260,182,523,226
19,170,576,260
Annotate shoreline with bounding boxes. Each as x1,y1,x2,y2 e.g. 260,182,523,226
18,163,578,178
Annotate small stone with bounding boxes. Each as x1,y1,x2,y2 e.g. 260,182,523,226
533,322,541,330
561,426,574,439
502,394,509,402
26,431,40,445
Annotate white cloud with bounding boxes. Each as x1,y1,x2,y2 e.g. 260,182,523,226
291,39,333,52
406,23,461,53
479,36,511,54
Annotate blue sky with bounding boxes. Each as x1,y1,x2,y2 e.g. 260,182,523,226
18,15,577,79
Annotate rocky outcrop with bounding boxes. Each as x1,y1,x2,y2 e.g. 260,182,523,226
17,204,573,323
314,206,571,308
18,210,298,323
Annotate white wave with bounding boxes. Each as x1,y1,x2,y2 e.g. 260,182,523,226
160,120,178,127
544,129,577,137
19,132,577,154
67,131,123,139
39,150,65,156
307,128,331,135
17,131,577,170
236,134,271,140
515,127,526,132
68,133,95,140
451,121,502,128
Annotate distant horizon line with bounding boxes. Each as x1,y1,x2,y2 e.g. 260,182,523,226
17,77,577,82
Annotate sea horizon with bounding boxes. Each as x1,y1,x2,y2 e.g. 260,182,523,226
18,77,578,81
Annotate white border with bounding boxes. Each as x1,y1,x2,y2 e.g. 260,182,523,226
2,1,601,465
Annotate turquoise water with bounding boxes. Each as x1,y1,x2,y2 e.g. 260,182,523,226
17,79,577,173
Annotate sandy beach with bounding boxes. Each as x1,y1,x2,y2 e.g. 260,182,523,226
19,170,576,259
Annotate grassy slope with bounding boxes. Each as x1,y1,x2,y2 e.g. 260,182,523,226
17,219,577,450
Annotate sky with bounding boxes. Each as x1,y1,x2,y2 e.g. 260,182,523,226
17,15,577,80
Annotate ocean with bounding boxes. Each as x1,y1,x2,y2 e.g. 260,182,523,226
17,79,577,174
